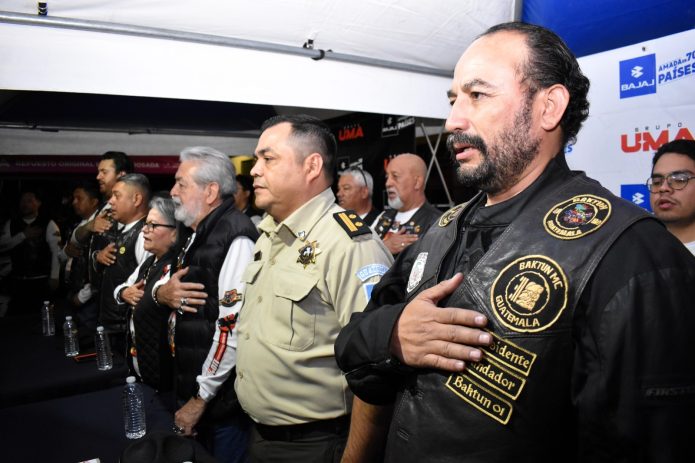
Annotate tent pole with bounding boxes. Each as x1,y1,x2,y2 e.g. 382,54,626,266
420,121,453,208
0,11,453,78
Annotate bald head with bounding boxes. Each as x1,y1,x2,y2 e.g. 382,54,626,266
393,153,427,177
385,153,428,211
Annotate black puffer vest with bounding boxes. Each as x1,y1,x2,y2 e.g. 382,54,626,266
10,215,51,278
129,252,176,392
384,171,653,462
99,217,146,332
173,198,258,421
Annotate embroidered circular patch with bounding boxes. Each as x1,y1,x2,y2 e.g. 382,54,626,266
438,204,465,227
490,255,568,333
543,194,611,240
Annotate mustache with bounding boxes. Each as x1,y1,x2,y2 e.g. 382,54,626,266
446,132,488,159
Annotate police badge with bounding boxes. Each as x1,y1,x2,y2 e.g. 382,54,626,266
297,241,320,268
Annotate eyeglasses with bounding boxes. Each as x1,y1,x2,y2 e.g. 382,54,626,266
646,172,695,192
144,222,176,232
345,167,369,189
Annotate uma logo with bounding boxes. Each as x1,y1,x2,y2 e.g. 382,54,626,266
621,125,693,153
619,54,656,99
338,124,364,142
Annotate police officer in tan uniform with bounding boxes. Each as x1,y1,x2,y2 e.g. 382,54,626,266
235,115,393,462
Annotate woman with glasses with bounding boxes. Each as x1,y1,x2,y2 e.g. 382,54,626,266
115,194,190,395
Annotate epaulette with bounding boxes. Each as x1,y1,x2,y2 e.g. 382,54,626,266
333,210,372,238
438,203,467,227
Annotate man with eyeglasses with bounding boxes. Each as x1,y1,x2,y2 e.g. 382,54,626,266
337,168,381,226
648,139,695,255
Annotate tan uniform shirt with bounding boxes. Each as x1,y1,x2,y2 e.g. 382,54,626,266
235,188,393,425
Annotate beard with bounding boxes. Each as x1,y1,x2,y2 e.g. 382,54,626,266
173,196,202,227
447,99,541,195
387,190,404,210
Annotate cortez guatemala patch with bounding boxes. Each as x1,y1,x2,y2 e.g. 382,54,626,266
544,194,611,240
490,255,568,333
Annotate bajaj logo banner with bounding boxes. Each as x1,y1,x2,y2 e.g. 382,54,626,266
619,54,656,99
620,184,652,212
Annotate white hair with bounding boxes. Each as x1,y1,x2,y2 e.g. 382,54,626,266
343,168,374,198
179,146,237,197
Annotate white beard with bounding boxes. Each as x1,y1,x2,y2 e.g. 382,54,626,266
388,193,404,210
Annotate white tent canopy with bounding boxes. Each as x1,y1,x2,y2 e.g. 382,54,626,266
0,1,518,120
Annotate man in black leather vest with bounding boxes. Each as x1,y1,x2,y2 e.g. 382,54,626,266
153,147,258,463
74,151,133,317
63,181,101,332
335,22,695,462
372,153,441,256
96,174,151,349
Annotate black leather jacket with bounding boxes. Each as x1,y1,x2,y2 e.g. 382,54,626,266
336,158,695,462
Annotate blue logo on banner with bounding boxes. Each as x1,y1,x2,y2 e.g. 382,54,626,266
619,54,656,99
621,184,651,212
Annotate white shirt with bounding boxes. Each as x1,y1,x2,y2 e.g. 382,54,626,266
196,235,254,401
685,240,695,256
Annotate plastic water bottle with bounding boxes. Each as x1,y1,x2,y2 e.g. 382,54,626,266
63,316,79,357
41,301,55,336
95,326,113,371
123,376,146,439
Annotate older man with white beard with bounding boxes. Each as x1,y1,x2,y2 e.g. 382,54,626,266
372,153,441,256
152,147,258,463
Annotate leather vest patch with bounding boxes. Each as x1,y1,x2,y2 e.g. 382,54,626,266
407,252,428,293
544,194,611,240
490,255,568,333
446,332,538,425
438,204,465,227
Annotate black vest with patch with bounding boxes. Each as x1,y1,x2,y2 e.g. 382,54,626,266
374,202,441,240
88,204,122,288
10,215,52,278
384,171,654,462
173,198,258,421
129,252,176,392
99,217,146,332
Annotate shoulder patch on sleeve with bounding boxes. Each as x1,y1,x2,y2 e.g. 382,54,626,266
333,210,372,238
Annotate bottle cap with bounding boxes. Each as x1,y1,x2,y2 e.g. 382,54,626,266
96,326,104,333
65,315,73,321
126,376,136,384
